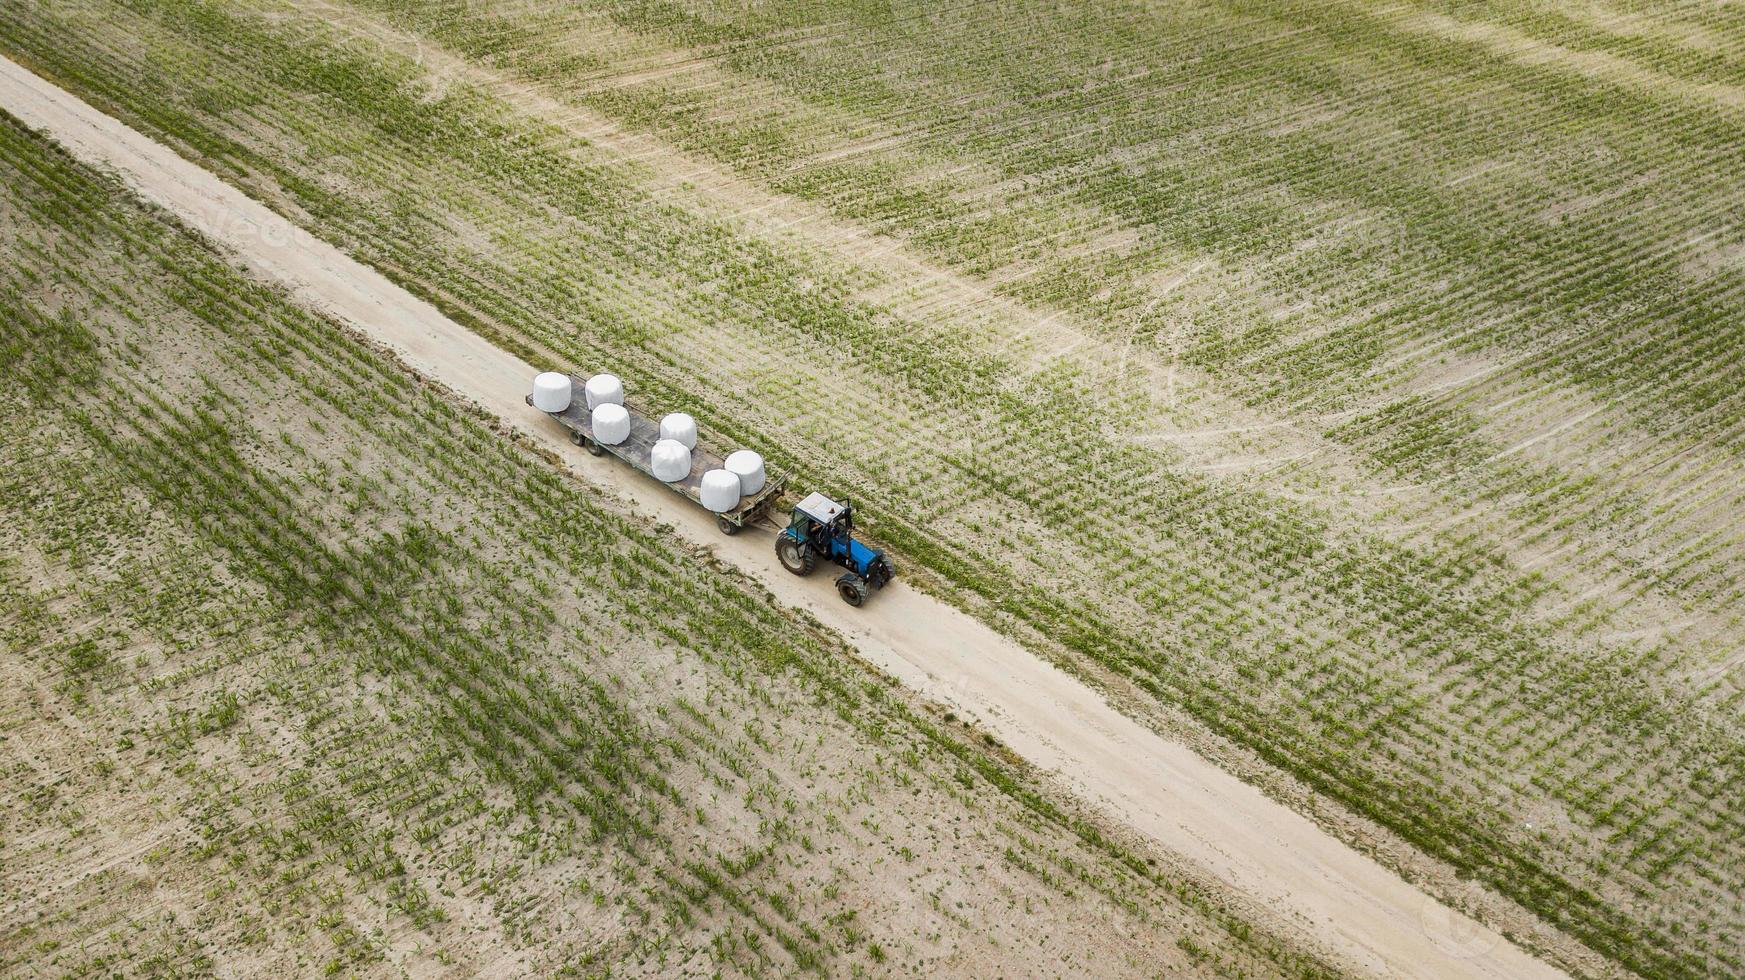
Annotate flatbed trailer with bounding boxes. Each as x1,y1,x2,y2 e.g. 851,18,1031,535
529,374,785,535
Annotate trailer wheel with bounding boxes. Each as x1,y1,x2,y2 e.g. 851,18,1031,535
777,537,815,576
583,437,605,456
717,516,740,536
525,394,533,407
836,574,869,607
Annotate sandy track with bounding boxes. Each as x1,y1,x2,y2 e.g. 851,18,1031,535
0,53,1565,980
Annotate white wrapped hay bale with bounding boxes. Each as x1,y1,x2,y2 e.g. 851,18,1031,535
584,373,624,410
530,372,571,412
658,412,698,450
650,438,692,482
591,403,630,446
725,450,766,495
699,469,742,513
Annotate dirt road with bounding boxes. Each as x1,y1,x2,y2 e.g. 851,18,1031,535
0,53,1566,980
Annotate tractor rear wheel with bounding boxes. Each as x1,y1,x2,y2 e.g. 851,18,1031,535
836,574,869,607
777,537,815,576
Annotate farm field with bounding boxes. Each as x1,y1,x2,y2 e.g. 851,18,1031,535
1,0,1742,977
0,109,1346,977
0,49,1576,979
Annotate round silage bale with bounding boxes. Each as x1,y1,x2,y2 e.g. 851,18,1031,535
530,372,571,412
591,403,630,445
584,374,624,410
650,438,692,482
699,469,742,512
658,412,698,450
724,450,766,495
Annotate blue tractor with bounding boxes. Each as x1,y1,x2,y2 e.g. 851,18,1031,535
777,492,896,606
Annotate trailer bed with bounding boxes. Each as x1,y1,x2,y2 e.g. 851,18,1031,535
535,375,785,532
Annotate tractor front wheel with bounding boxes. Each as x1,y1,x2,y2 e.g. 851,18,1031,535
836,574,869,607
777,537,816,576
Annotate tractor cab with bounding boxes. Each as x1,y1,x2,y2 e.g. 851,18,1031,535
777,492,896,606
